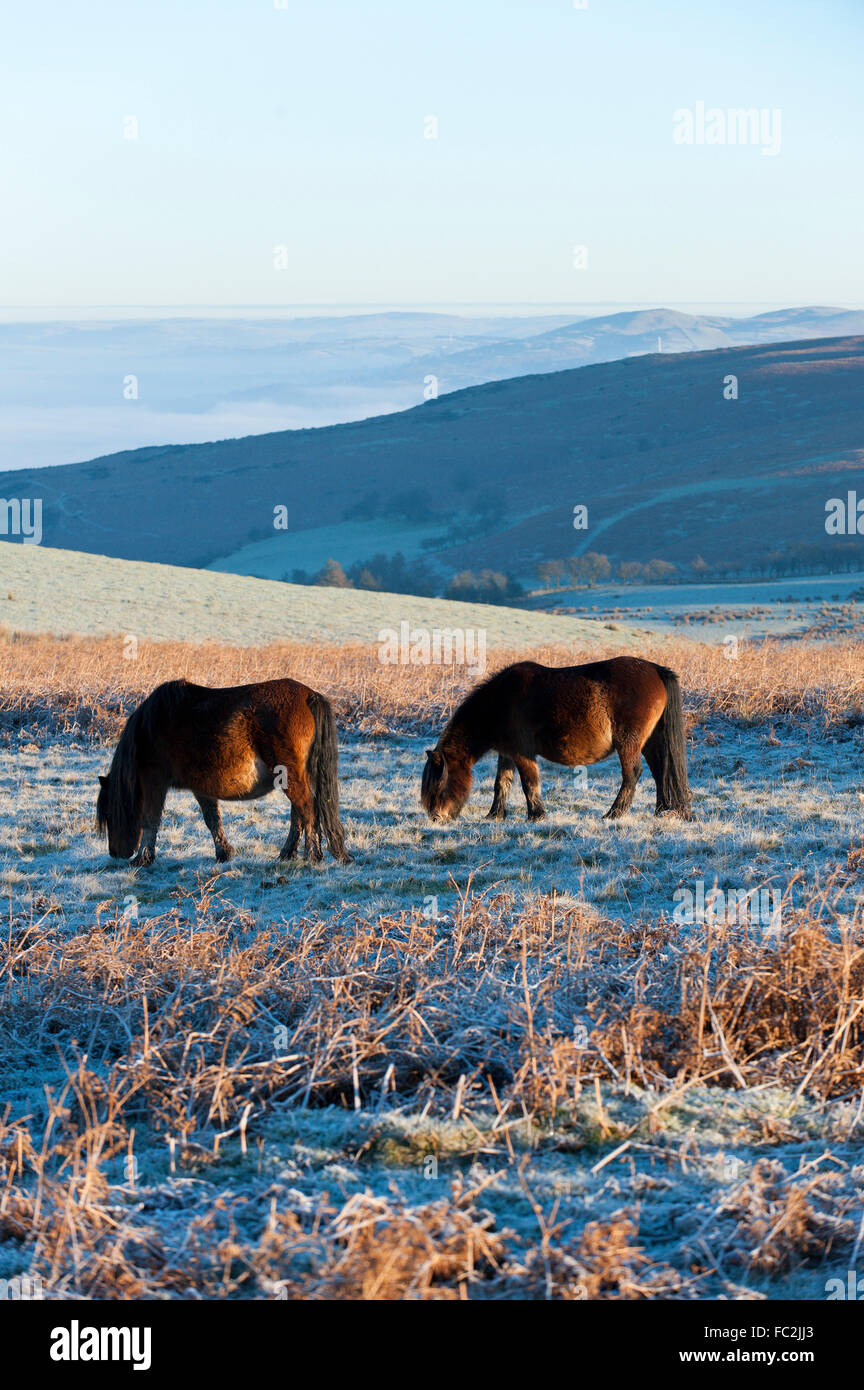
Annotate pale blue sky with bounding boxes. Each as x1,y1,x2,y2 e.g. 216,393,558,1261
1,0,861,308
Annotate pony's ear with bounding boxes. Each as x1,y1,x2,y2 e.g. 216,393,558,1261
425,749,435,759
99,774,109,787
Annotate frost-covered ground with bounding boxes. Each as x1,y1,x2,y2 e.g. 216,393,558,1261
534,572,864,643
0,544,644,647
2,718,863,1300
4,721,863,933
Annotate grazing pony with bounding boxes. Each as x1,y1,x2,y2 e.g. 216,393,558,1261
96,678,352,866
421,656,691,824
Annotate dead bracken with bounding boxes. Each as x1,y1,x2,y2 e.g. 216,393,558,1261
1,876,863,1299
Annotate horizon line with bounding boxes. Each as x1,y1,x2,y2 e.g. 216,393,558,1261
0,300,858,311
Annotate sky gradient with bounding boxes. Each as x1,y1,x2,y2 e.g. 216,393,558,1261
1,0,862,308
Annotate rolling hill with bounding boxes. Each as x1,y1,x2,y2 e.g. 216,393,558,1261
0,544,644,647
398,306,864,395
2,306,863,475
1,336,862,584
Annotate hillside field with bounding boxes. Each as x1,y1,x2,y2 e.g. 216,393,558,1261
0,544,643,648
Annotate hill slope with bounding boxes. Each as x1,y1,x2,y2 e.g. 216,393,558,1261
405,306,864,394
3,306,862,475
1,336,862,580
0,545,643,647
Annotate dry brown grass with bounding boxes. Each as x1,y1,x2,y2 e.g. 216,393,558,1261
508,1208,691,1300
5,885,863,1136
704,1160,858,1275
244,1191,688,1300
247,1183,509,1300
2,628,864,741
2,883,862,1297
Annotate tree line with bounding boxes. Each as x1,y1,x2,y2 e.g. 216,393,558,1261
287,553,523,605
536,541,864,589
287,538,864,605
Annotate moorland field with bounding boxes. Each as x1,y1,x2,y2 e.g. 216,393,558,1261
2,594,864,1299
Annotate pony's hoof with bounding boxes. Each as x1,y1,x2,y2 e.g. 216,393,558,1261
338,852,355,865
130,850,155,868
527,808,547,821
486,808,507,821
215,845,234,863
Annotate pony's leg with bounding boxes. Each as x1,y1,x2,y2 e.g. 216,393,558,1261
195,795,233,862
514,756,546,820
274,756,322,862
604,743,642,819
641,740,665,815
287,793,322,862
278,805,301,860
130,786,166,867
487,755,515,819
301,795,324,862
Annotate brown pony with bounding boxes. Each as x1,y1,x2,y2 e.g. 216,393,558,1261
96,678,352,866
421,656,691,824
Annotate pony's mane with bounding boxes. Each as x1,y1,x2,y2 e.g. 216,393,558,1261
439,665,515,751
96,680,190,839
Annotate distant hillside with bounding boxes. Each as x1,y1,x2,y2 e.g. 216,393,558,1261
1,336,862,582
3,306,864,475
202,305,864,405
1,304,864,478
0,309,578,472
402,306,864,394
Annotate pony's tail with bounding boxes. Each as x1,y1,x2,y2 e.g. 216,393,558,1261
644,666,692,818
307,693,353,863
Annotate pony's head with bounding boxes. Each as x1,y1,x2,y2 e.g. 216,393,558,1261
421,747,471,821
96,770,142,860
